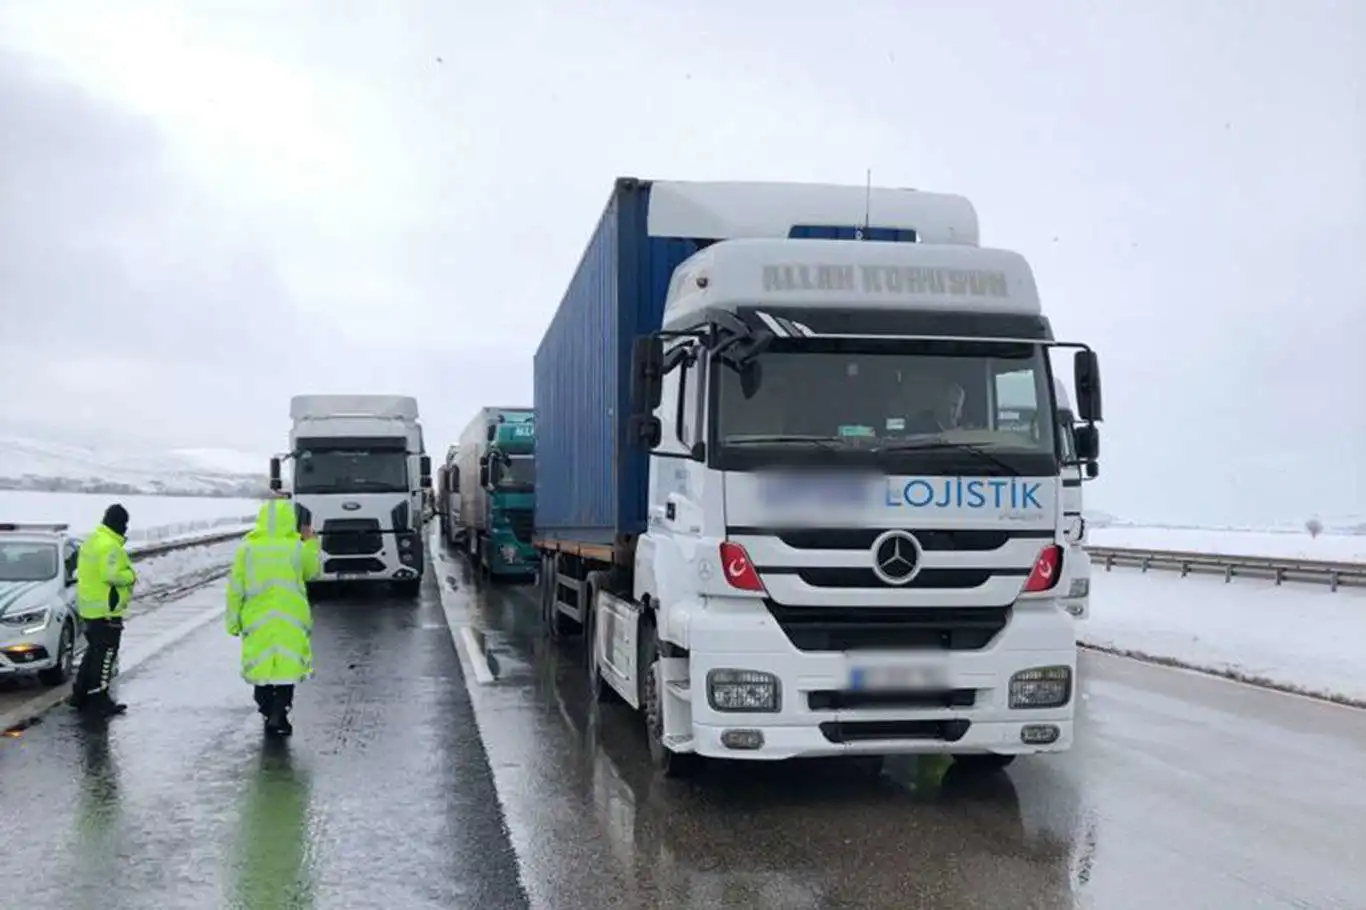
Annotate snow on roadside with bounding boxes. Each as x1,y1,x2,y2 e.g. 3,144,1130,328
1087,526,1364,564
0,490,262,533
1081,567,1366,705
130,538,241,597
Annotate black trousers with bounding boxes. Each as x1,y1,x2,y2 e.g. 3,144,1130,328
253,684,295,717
73,618,123,705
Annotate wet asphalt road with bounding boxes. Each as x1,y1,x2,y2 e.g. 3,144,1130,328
3,543,1364,910
0,571,526,910
442,548,1366,910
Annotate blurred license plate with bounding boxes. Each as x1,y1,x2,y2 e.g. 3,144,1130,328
336,571,365,580
849,660,947,691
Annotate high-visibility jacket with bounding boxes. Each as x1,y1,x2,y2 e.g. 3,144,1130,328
226,500,322,686
75,524,137,620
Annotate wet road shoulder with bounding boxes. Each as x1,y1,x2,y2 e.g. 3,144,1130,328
1,566,530,910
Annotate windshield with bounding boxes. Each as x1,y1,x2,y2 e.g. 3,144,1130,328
497,454,535,490
294,449,410,494
0,541,59,582
713,339,1058,474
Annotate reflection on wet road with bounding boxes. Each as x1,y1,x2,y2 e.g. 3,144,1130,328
444,548,1366,910
4,543,1364,910
1,575,526,910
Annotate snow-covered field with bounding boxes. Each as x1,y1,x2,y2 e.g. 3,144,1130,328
1083,567,1366,705
0,433,267,497
0,490,261,535
1088,526,1365,563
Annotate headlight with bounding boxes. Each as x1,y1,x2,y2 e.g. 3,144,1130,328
500,545,518,563
707,668,781,712
1009,666,1072,709
1,606,51,632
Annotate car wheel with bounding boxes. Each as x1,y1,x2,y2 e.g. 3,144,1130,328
38,622,74,687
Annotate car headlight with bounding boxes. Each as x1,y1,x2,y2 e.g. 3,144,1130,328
707,668,781,712
1009,665,1072,709
1,606,51,632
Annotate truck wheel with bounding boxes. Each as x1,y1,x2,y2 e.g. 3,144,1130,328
38,622,74,687
394,578,422,599
639,618,698,778
583,572,618,704
540,555,574,639
952,754,1016,773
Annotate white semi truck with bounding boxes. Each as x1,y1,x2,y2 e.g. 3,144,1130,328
534,178,1103,777
269,394,432,597
1054,379,1093,620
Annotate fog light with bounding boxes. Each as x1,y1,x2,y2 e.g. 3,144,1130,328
399,537,413,550
1068,578,1089,598
707,669,780,712
720,729,765,750
1009,666,1071,709
1021,723,1060,744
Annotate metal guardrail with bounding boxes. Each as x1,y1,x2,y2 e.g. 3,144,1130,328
1085,545,1366,592
126,515,255,560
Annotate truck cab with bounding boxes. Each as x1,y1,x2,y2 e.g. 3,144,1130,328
270,394,432,597
469,413,537,579
438,444,464,547
536,178,1103,777
1054,380,1092,620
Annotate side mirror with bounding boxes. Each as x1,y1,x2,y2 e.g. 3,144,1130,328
1073,349,1103,423
629,414,663,450
1085,461,1100,479
478,465,490,487
1074,424,1100,461
486,423,498,442
630,335,665,416
269,457,282,492
478,454,489,469
419,455,432,489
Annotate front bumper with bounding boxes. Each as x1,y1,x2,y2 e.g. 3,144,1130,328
681,600,1077,761
0,627,62,675
316,531,424,582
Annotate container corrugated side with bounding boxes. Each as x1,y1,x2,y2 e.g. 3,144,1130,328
535,179,709,546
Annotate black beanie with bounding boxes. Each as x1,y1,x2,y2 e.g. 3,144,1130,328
102,503,129,536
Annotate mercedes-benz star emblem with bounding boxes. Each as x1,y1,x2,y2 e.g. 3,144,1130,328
870,530,923,586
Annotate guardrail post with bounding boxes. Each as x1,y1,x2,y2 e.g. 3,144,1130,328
1179,560,1190,578
1274,567,1284,586
1330,572,1339,592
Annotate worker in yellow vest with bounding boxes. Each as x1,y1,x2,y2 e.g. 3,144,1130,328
226,499,321,736
69,504,136,717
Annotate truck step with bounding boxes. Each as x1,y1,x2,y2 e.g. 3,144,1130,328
665,679,691,698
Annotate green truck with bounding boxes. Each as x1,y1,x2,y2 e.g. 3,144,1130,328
454,407,536,579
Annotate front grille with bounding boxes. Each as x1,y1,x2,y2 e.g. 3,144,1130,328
763,601,1010,652
728,526,1052,551
819,719,971,743
769,567,1010,589
807,688,977,711
320,518,383,556
323,557,387,574
504,508,534,545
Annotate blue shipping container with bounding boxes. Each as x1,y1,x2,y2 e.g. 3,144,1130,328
533,178,705,545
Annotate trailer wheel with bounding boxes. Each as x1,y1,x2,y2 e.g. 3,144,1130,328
640,617,697,778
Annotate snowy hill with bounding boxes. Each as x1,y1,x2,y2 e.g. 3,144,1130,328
0,434,270,498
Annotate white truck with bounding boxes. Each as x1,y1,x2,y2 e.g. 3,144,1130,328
534,178,1103,777
269,394,432,597
437,444,464,547
1054,379,1093,619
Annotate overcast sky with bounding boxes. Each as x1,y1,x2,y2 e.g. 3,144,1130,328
1,0,1362,526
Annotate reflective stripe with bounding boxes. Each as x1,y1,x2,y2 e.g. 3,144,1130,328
242,542,307,598
243,673,314,686
242,609,312,636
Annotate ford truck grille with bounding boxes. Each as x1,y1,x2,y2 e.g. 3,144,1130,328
320,518,383,556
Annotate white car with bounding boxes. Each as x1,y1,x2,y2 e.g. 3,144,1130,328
0,523,81,687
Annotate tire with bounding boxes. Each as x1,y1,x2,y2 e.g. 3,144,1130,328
38,622,74,687
583,572,617,704
952,753,1016,773
639,617,698,778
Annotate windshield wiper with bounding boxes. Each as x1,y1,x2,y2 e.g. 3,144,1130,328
873,439,1022,476
723,434,854,450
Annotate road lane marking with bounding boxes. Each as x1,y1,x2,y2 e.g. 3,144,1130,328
459,625,496,685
